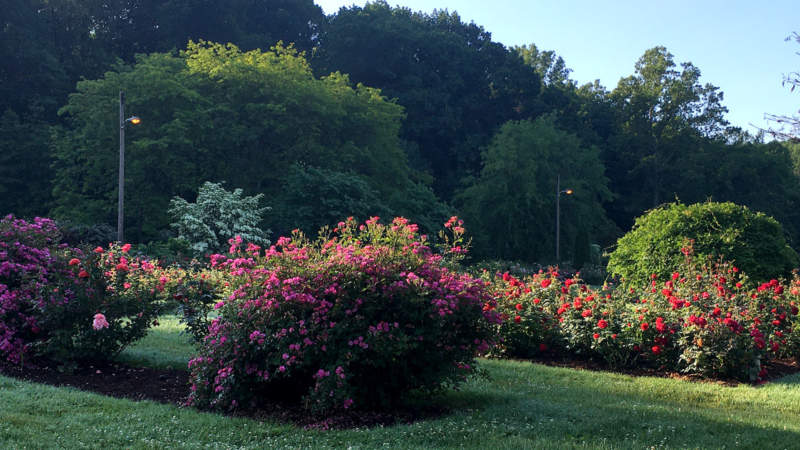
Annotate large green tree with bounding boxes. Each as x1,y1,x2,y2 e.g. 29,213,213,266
314,1,541,198
457,116,615,263
607,47,728,227
90,0,324,61
51,41,420,241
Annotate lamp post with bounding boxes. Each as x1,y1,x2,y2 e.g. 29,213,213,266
118,90,141,243
555,174,573,262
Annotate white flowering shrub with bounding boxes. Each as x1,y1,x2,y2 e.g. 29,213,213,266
168,182,271,255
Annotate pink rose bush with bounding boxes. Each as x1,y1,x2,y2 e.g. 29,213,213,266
187,217,499,414
0,215,165,366
490,247,800,381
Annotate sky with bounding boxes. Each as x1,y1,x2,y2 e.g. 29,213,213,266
315,0,799,135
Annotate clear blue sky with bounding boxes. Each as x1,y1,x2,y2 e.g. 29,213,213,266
315,0,799,135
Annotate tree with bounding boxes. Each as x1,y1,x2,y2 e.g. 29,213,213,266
0,110,52,217
606,47,729,228
168,181,270,255
314,1,541,198
91,0,324,61
457,116,615,262
51,41,416,241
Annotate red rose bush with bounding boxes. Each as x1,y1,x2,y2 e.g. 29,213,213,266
491,247,800,381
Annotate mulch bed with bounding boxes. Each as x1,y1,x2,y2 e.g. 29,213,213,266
0,360,446,430
524,352,800,386
2,355,798,429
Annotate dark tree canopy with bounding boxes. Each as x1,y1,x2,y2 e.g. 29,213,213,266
2,1,800,265
314,1,541,198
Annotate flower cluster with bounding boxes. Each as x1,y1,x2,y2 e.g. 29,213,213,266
0,215,70,364
0,215,166,366
491,248,800,381
187,217,499,414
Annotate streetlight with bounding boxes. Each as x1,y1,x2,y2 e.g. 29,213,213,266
118,90,141,243
555,173,573,263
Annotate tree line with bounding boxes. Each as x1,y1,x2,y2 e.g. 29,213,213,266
2,0,799,263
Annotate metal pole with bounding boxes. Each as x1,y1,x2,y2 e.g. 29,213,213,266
555,173,560,262
118,91,125,243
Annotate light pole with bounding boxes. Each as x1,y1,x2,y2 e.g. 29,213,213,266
118,91,141,243
555,174,573,262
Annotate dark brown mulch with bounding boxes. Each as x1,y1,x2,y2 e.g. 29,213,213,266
0,361,190,405
0,360,446,430
522,352,800,386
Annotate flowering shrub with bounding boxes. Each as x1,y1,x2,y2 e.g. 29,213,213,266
0,216,68,364
491,247,800,381
45,242,168,363
187,217,499,414
0,215,165,366
168,181,271,256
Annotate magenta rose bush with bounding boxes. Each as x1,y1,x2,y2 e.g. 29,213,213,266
0,215,165,366
490,247,800,381
186,216,500,414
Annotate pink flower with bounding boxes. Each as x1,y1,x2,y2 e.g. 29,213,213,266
92,313,109,330
78,270,89,278
94,246,104,254
68,258,80,266
121,243,131,253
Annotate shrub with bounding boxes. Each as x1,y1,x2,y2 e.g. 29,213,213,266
491,248,800,381
186,217,499,414
38,243,167,364
0,215,165,366
168,181,271,256
607,201,798,287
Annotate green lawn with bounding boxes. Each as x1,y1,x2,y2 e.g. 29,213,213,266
2,319,800,449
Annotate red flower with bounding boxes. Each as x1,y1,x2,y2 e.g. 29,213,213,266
515,303,523,311
541,279,551,289
68,258,80,266
651,345,661,355
121,243,131,253
640,322,649,331
78,270,89,278
116,262,129,272
514,315,521,323
611,333,617,339
597,319,608,329
581,309,592,318
94,246,104,253
593,333,600,339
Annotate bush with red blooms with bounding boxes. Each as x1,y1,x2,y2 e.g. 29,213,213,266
490,247,800,381
0,215,165,366
186,217,499,414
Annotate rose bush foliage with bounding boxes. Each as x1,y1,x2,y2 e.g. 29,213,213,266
186,217,499,414
0,215,165,366
490,246,800,381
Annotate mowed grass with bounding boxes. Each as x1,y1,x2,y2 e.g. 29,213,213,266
2,319,800,448
116,315,197,370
